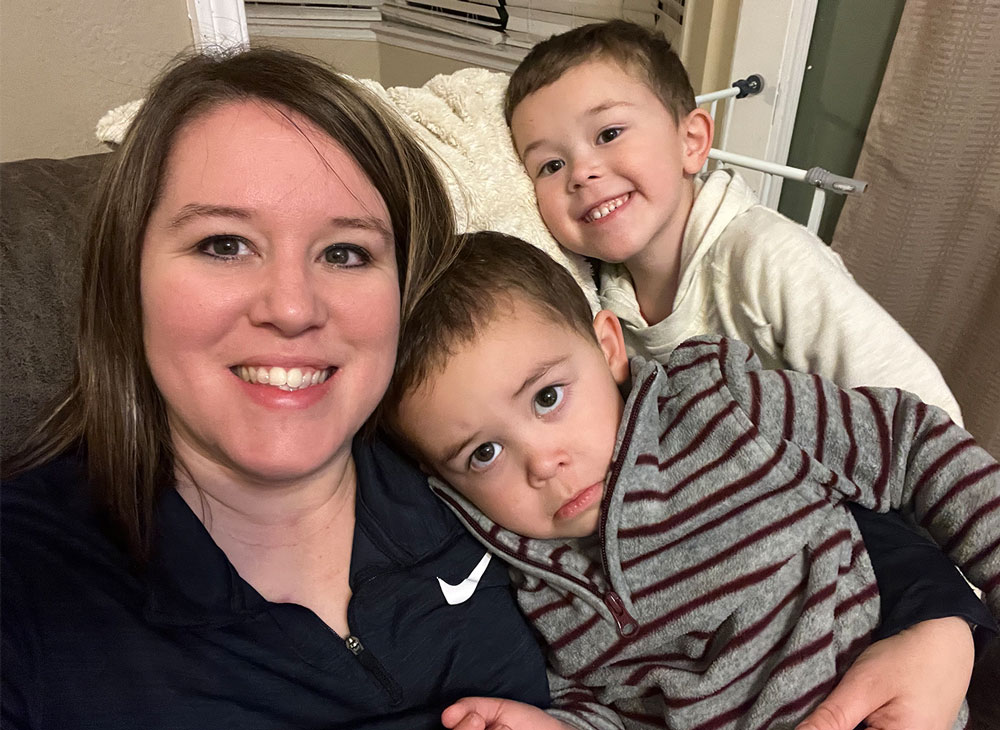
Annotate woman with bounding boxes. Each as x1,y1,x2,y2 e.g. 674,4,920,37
1,48,549,729
0,47,985,730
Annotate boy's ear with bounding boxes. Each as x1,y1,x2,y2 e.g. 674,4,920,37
592,310,630,386
680,108,714,175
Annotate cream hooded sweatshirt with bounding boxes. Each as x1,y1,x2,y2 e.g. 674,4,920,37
599,169,963,424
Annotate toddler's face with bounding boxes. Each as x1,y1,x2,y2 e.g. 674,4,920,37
510,59,706,268
395,298,629,539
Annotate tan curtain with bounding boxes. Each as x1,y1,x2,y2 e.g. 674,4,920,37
832,0,1000,459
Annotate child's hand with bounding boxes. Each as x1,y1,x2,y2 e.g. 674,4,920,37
442,696,577,730
796,616,974,730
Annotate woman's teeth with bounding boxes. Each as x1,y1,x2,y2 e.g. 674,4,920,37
585,193,629,222
234,365,332,391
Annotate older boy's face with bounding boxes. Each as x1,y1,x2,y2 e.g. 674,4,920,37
396,298,628,539
511,59,704,270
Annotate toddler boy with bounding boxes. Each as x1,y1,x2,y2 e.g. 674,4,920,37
503,20,964,424
384,231,999,730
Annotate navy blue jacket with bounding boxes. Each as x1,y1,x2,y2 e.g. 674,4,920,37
1,438,550,729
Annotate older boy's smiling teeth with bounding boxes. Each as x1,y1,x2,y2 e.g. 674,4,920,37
583,193,631,222
232,365,334,391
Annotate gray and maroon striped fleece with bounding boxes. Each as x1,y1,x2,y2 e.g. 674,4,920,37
431,336,999,730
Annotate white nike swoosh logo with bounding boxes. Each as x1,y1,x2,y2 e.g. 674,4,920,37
437,552,493,605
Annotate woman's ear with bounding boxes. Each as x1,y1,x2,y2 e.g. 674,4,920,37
592,310,630,386
680,107,714,175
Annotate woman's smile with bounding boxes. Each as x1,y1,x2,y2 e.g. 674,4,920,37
233,365,335,391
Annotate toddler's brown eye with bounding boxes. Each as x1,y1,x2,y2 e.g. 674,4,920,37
473,443,496,463
536,387,558,408
540,160,564,176
597,127,622,144
470,441,502,470
533,385,564,415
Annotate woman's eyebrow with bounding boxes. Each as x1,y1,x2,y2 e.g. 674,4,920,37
331,215,393,239
167,203,251,229
166,206,391,239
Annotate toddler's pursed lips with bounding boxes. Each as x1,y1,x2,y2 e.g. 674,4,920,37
232,365,335,391
582,193,631,222
554,481,604,520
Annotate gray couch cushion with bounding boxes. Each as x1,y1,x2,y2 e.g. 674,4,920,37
1,153,109,455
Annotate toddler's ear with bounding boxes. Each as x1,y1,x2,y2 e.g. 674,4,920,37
680,108,714,175
593,310,630,386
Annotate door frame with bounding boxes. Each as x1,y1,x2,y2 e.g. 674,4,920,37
187,0,249,49
724,0,818,207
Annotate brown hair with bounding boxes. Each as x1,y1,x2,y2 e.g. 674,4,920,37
381,230,595,444
3,47,459,558
504,20,696,127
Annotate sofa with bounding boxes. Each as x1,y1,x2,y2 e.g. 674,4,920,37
1,153,108,453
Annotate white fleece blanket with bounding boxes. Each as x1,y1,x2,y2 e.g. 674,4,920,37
95,68,599,310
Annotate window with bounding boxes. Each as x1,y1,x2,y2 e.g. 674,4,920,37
245,0,687,69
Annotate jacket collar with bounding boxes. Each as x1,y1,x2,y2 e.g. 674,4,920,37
144,435,459,627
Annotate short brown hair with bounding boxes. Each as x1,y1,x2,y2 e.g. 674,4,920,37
382,231,596,440
504,20,696,127
4,47,458,559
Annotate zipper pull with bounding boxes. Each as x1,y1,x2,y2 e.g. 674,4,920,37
603,591,638,637
345,635,364,655
344,634,404,705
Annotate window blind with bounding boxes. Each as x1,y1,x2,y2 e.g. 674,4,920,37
246,0,686,53
504,0,681,46
380,0,507,44
245,0,382,34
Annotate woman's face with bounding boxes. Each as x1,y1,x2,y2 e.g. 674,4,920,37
140,100,400,486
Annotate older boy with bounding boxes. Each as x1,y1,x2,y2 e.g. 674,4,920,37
503,20,964,425
384,232,999,730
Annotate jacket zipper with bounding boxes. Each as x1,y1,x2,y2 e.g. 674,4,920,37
595,370,656,637
344,633,403,705
343,559,428,707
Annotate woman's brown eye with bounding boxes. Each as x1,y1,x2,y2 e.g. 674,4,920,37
323,244,368,267
212,239,240,256
325,247,349,265
198,236,247,258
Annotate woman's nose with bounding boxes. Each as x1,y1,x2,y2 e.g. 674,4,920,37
249,258,327,335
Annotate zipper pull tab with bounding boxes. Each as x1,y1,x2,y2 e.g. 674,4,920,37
603,591,638,637
345,635,364,655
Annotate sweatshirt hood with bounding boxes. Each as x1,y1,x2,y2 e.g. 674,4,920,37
601,168,758,330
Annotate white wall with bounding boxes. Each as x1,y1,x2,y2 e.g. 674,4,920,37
1,0,193,161
252,35,381,80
